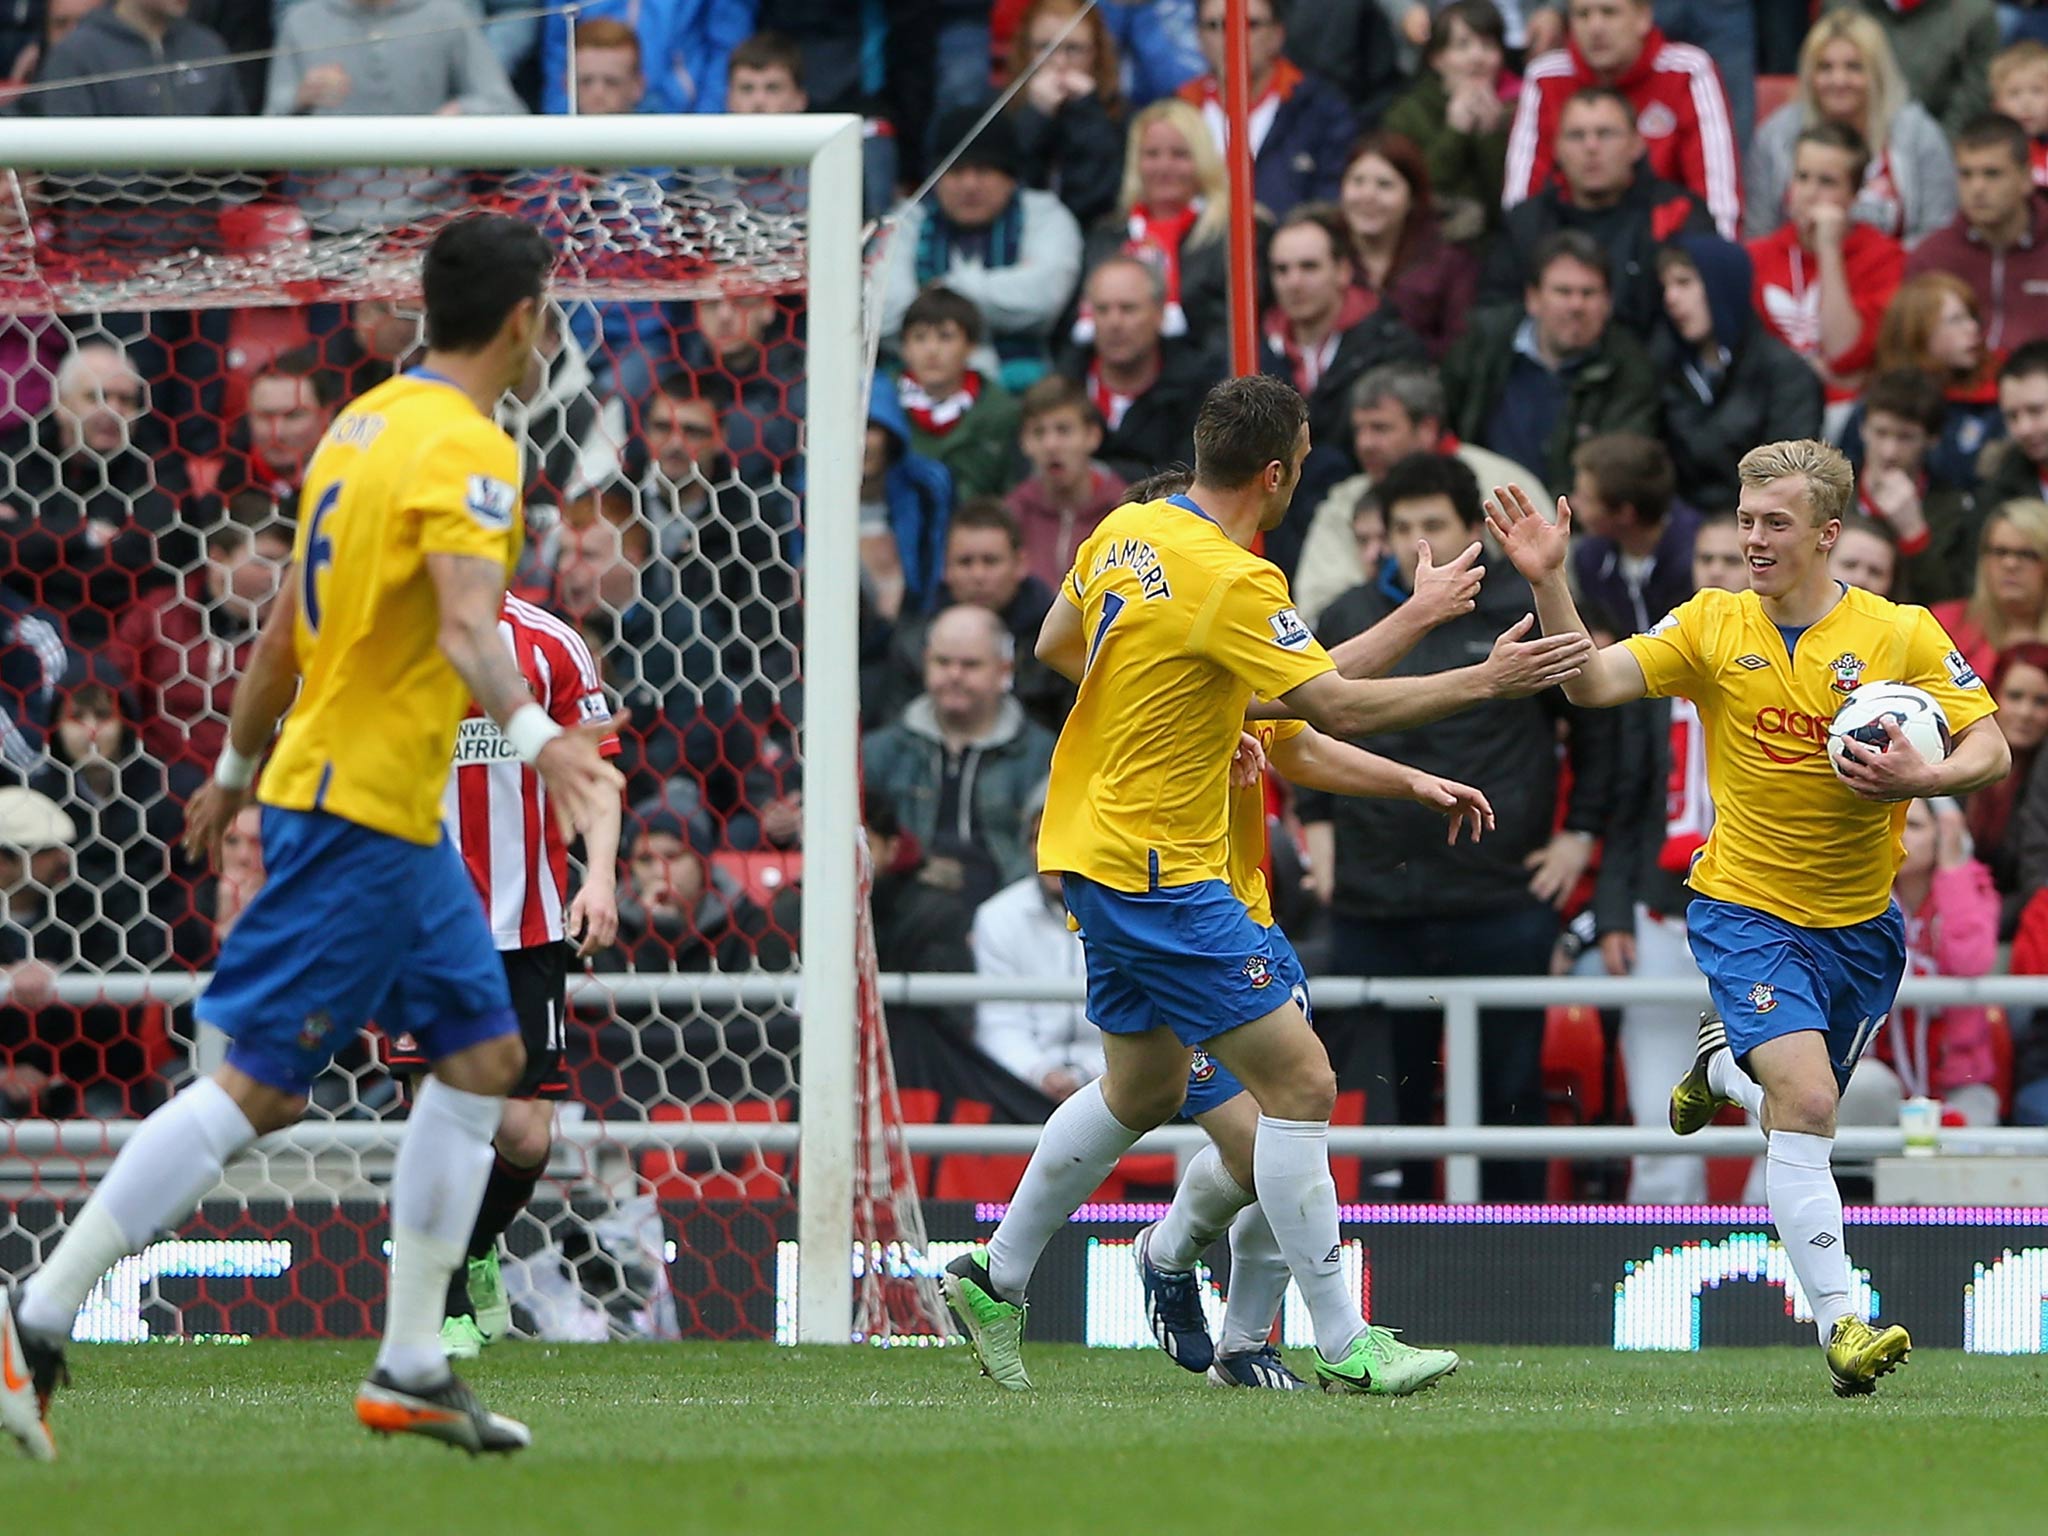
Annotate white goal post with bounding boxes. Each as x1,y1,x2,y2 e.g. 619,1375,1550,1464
0,113,867,1345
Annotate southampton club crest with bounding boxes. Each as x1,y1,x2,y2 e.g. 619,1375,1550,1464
1190,1050,1219,1084
1747,982,1777,1016
1829,652,1867,695
1241,956,1275,990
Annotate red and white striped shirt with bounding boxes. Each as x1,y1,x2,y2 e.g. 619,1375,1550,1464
442,595,619,950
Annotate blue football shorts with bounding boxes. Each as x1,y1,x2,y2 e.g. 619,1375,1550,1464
1686,895,1907,1091
1182,926,1310,1118
198,807,516,1095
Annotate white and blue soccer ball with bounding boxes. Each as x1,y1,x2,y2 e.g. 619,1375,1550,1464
1827,682,1951,783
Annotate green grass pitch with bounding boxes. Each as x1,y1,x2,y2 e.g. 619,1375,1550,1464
13,1342,2048,1535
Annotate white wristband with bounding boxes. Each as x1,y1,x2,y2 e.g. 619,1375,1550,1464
504,702,564,765
213,743,257,791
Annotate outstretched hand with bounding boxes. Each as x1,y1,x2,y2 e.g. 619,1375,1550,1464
1409,771,1495,845
1409,539,1484,630
1484,485,1573,587
1483,613,1592,697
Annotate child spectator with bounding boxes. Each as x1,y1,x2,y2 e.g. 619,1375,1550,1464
1853,369,1990,604
1830,512,1900,598
897,289,1024,500
1991,39,2048,189
1382,0,1516,242
1746,122,1903,415
1003,375,1126,590
1870,273,2007,493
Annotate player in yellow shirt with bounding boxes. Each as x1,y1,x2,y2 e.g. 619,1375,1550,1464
943,376,1592,1394
1486,439,2009,1396
0,216,622,1463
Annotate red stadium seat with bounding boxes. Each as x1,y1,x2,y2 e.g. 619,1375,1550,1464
1755,75,1797,128
1542,1005,1607,1122
932,1098,1029,1202
639,1098,790,1201
896,1087,941,1196
711,851,804,911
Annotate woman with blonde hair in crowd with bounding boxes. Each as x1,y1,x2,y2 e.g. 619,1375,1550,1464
1742,9,1955,244
1932,499,2048,685
1967,640,2048,933
1005,0,1129,229
1335,131,1477,359
1073,97,1240,346
1864,272,2007,490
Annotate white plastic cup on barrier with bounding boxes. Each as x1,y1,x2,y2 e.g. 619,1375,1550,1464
1900,1096,1941,1157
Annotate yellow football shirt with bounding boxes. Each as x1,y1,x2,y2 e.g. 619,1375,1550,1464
1227,717,1306,928
1037,497,1335,892
261,372,524,845
1619,584,1995,928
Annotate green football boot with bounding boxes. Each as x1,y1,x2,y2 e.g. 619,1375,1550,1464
1314,1326,1459,1396
942,1247,1031,1391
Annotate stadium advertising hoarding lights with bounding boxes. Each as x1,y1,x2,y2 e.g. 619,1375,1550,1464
15,1201,2048,1353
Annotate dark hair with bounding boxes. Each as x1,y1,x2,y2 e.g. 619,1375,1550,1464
1273,201,1358,271
257,343,342,410
1337,133,1434,278
649,368,735,414
1795,120,1870,189
948,496,1023,550
902,286,987,345
1424,0,1505,64
1018,372,1102,429
1373,451,1483,528
1864,368,1947,435
1123,466,1194,503
1573,433,1674,526
1696,507,1738,533
1955,111,2031,170
2001,338,2048,388
422,214,553,353
1559,83,1637,132
730,31,804,86
1191,375,1308,489
1994,638,2048,694
1528,228,1609,289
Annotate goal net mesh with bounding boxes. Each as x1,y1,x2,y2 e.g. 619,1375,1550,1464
0,159,939,1345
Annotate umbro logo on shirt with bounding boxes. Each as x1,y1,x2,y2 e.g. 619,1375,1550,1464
1735,654,1768,670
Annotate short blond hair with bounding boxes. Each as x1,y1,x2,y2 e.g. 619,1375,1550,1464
1992,38,2048,96
1737,439,1854,526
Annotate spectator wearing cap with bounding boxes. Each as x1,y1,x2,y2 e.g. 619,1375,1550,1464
0,784,165,1116
1905,114,2048,356
1176,0,1356,217
862,605,1055,910
971,784,1099,1101
1824,0,1999,141
112,521,290,790
882,106,1086,393
1055,254,1221,483
1568,433,1695,635
597,809,771,972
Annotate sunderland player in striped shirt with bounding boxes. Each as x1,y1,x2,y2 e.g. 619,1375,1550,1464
383,593,623,1359
1488,440,2007,1395
942,376,1592,1393
0,215,623,1460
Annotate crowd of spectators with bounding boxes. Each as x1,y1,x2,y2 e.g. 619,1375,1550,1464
12,0,2048,1198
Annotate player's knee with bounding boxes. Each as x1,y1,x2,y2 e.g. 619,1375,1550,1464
1249,1060,1336,1124
1105,1074,1185,1132
1765,1082,1838,1138
439,1032,526,1097
496,1102,553,1166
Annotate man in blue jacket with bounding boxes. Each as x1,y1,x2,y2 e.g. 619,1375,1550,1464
1178,0,1355,218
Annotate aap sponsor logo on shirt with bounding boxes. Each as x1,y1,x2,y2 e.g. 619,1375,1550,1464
465,474,516,531
1945,649,1983,690
1268,607,1312,651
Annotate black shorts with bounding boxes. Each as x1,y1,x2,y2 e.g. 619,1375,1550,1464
380,943,571,1100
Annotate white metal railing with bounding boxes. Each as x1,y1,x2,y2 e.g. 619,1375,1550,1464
13,971,2048,1199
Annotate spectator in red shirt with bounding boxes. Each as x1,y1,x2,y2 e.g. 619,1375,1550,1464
1505,0,1740,240
1905,114,2048,356
1745,122,1903,411
110,520,289,787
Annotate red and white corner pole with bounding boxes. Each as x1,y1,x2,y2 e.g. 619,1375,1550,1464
1221,0,1258,379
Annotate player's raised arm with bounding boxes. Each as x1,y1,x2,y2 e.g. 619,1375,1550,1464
427,551,623,840
1035,590,1085,684
1278,614,1592,738
182,579,305,862
1268,725,1494,844
1484,483,1650,709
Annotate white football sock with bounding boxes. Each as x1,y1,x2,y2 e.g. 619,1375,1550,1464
1766,1129,1853,1342
1708,1048,1765,1117
375,1077,502,1387
19,1077,256,1343
1147,1145,1254,1274
1253,1115,1364,1362
985,1080,1138,1301
1217,1204,1291,1358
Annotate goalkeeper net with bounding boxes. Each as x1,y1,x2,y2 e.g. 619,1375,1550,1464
0,114,945,1346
